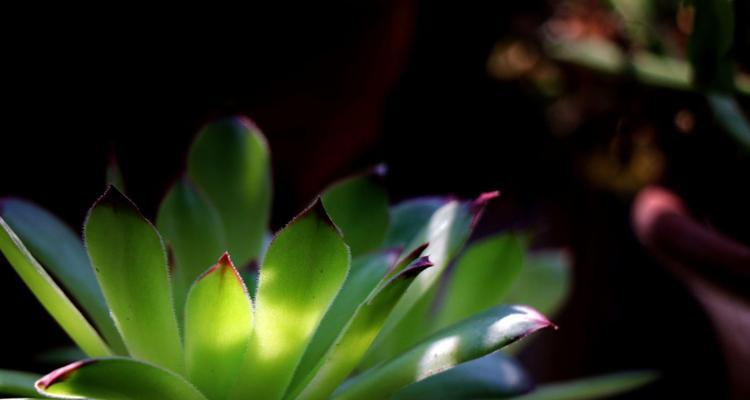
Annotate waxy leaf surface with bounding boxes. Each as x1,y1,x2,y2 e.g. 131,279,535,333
188,116,271,267
334,305,553,400
185,253,253,400
231,200,349,400
84,188,184,374
36,358,207,400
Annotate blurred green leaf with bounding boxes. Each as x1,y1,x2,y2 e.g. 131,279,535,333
507,371,658,400
36,346,87,366
0,217,111,357
363,193,498,368
290,249,399,395
688,0,735,93
707,94,750,150
0,199,126,354
0,369,41,398
84,188,184,374
290,259,433,400
436,233,525,330
334,305,553,400
36,358,208,400
187,116,272,268
504,250,571,318
322,166,389,257
391,352,532,400
232,199,350,400
185,253,252,400
383,197,448,248
157,177,227,325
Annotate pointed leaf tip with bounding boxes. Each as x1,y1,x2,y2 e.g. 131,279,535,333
218,251,233,266
36,360,92,391
399,257,433,278
470,190,500,227
302,197,341,232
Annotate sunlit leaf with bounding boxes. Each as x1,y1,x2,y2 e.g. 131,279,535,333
362,192,498,367
0,199,126,354
187,116,272,267
334,305,554,400
231,199,350,400
383,197,448,248
84,187,184,374
391,352,532,400
0,217,111,357
157,177,227,324
290,259,433,400
184,253,252,400
289,249,399,395
0,369,41,398
322,166,389,256
507,371,658,400
435,233,525,330
36,358,207,400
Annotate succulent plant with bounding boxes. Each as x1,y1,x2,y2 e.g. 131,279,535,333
0,117,654,399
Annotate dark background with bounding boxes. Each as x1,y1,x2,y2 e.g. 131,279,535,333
2,2,748,398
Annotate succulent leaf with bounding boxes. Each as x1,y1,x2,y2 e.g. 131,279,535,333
289,259,433,400
0,199,126,354
506,371,658,400
187,116,272,268
334,305,554,400
436,233,526,330
383,197,449,248
321,166,389,256
35,358,207,400
289,249,399,395
157,177,227,326
391,352,533,400
84,187,184,374
0,369,42,398
0,217,111,357
231,199,350,400
184,253,253,400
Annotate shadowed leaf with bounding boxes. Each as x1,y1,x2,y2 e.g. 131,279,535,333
322,166,389,256
0,217,111,357
383,197,448,248
0,199,126,354
187,116,272,267
507,371,658,400
0,369,41,398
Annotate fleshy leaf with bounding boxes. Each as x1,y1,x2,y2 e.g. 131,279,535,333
391,352,533,400
507,371,658,400
436,233,525,330
184,253,253,400
157,177,227,324
35,358,208,400
504,250,570,318
334,305,554,400
0,369,41,398
289,249,399,395
321,166,389,256
231,199,350,400
383,197,448,248
84,187,184,374
187,116,272,267
289,259,433,400
0,217,111,357
362,193,498,368
0,199,126,354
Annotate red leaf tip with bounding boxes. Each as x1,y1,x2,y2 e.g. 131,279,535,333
218,251,234,267
36,360,94,390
